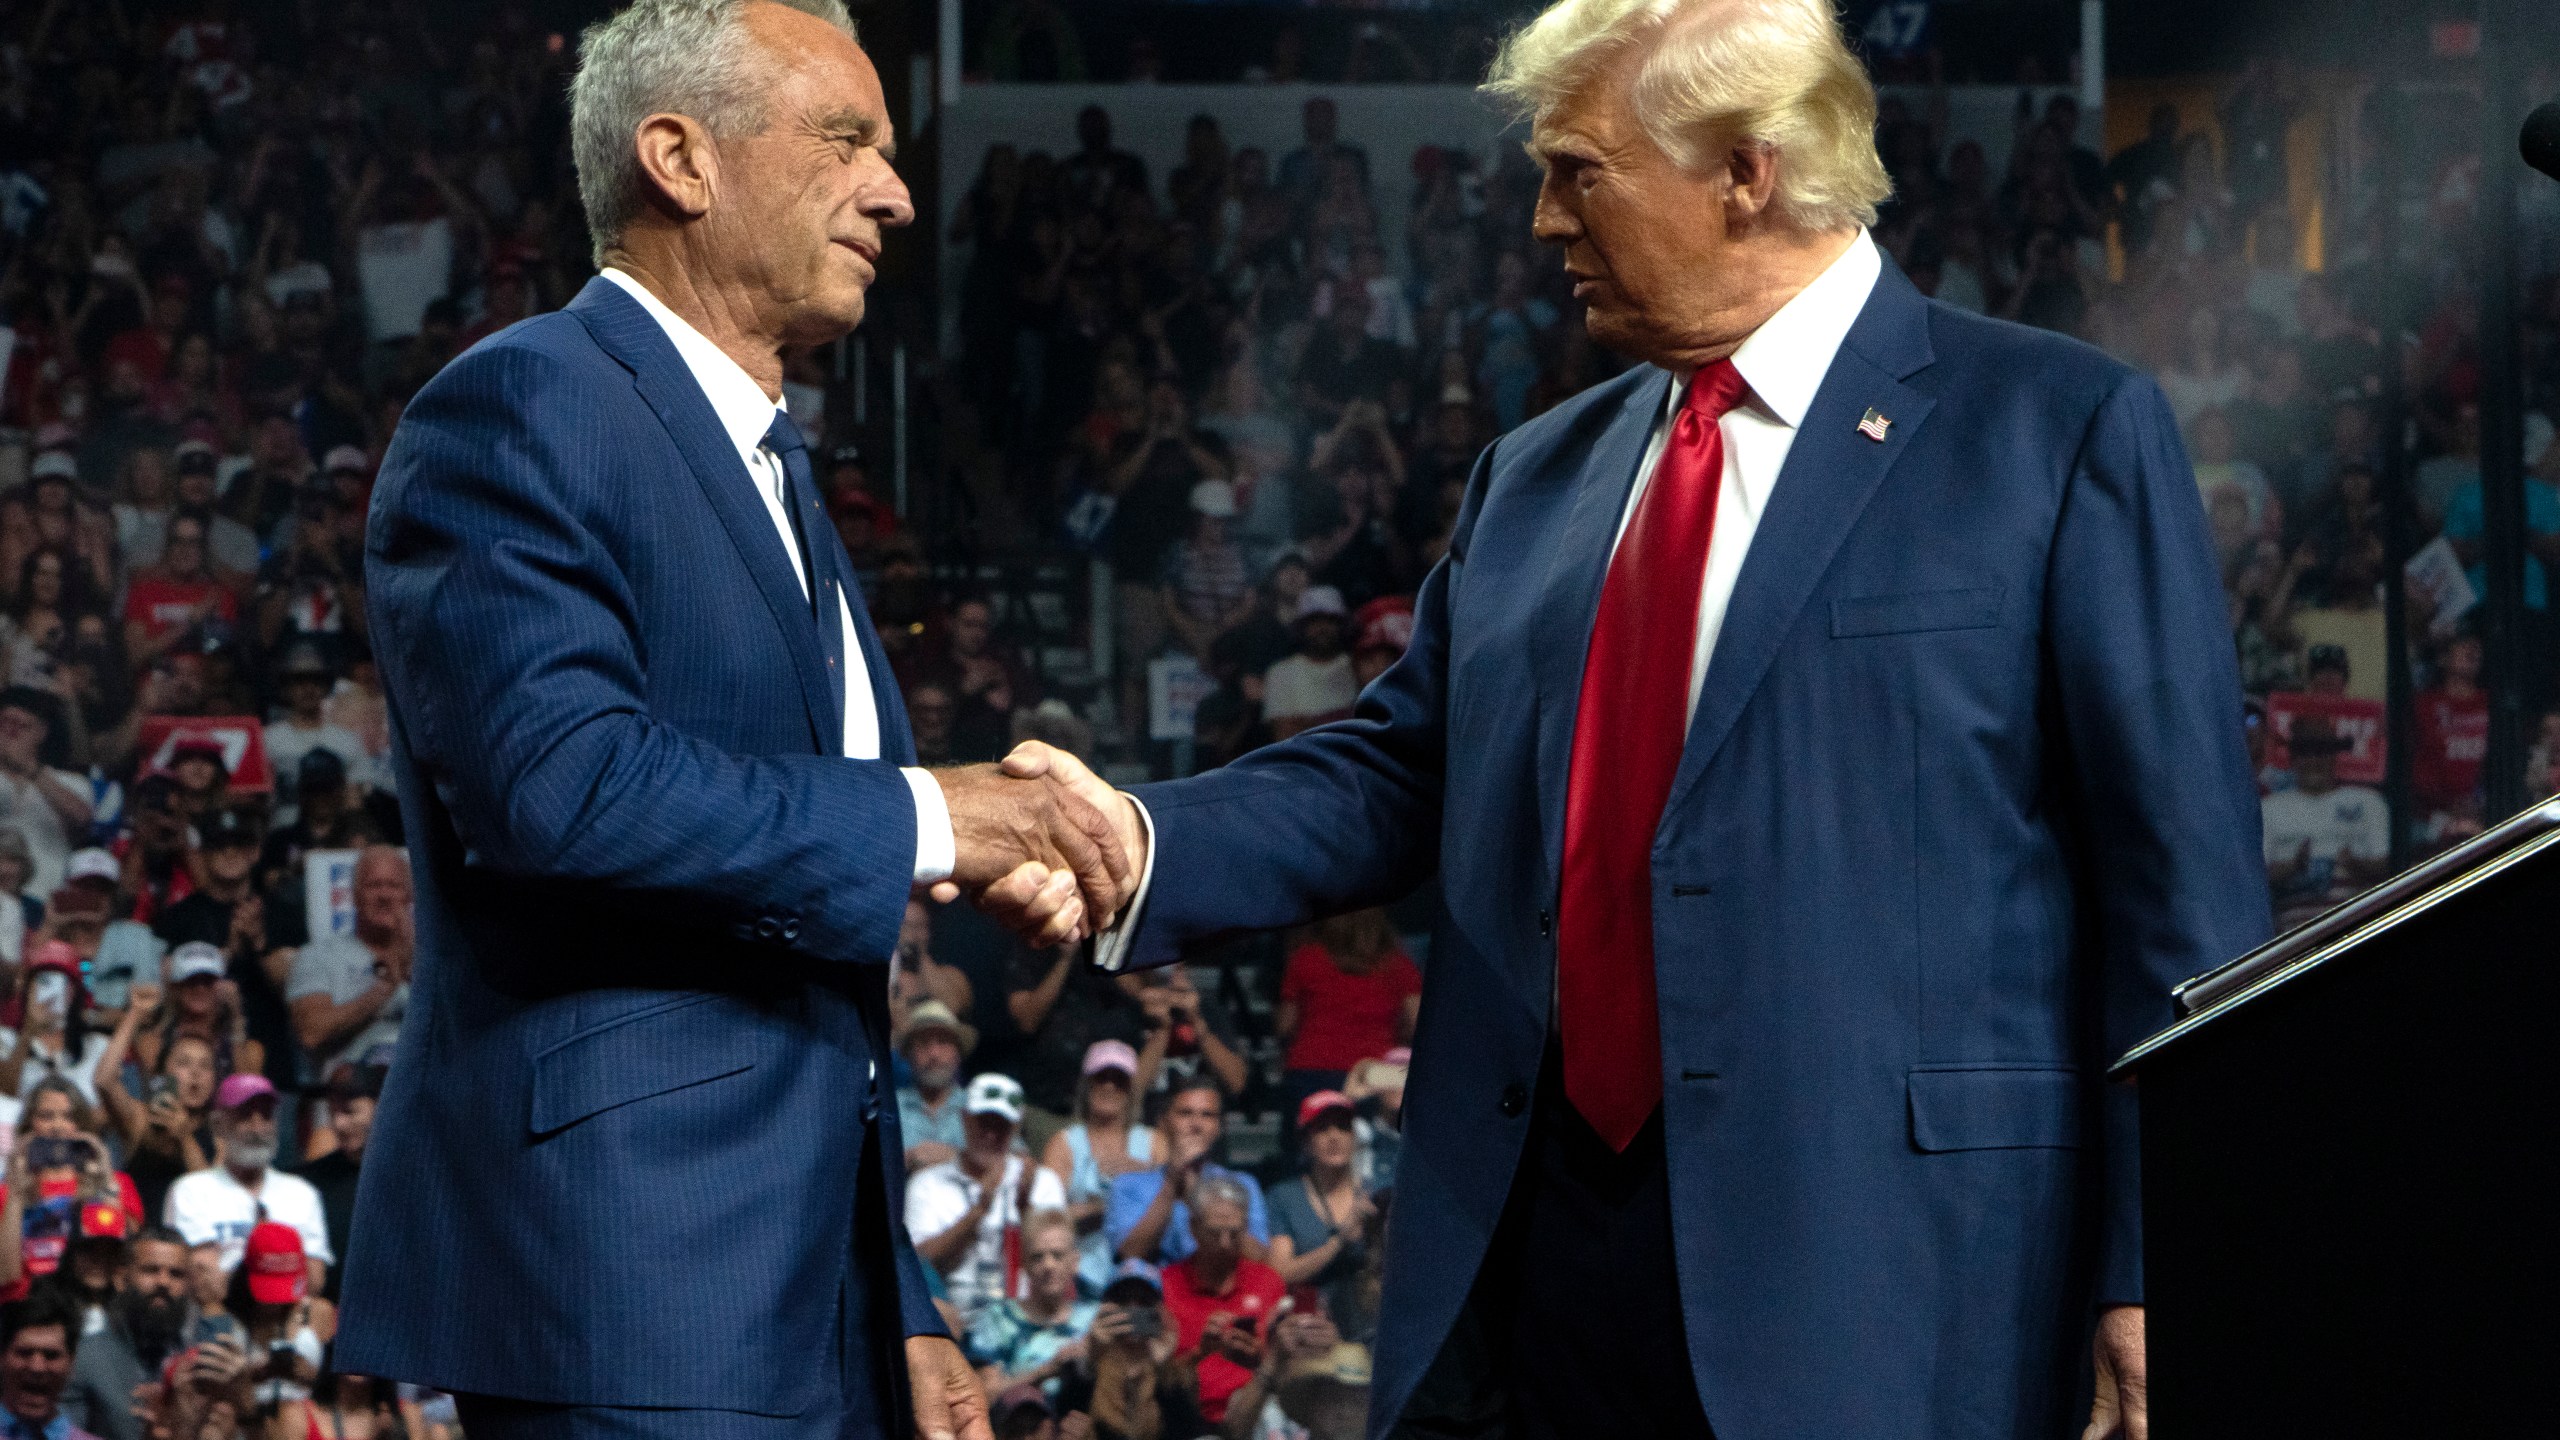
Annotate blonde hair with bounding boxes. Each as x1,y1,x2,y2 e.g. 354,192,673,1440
1020,1207,1076,1251
1484,0,1891,233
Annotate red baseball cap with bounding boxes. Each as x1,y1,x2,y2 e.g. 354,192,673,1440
25,940,81,975
1297,1089,1356,1128
1352,596,1415,658
243,1221,306,1304
77,1200,128,1243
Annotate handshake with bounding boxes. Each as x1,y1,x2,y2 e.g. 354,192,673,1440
924,743,1148,948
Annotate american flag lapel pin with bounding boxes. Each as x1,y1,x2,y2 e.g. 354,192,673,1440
1857,407,1892,443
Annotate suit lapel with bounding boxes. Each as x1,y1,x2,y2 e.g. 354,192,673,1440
569,279,837,752
1658,264,1938,821
1532,369,1674,882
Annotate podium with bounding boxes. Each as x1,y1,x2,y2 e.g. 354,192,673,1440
2111,802,2560,1435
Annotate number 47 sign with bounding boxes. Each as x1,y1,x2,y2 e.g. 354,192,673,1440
1861,0,1932,59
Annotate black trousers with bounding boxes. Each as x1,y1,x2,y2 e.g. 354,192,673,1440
1398,1051,1715,1440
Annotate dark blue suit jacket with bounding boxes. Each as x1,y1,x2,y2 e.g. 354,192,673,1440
1125,263,2272,1439
337,278,943,1416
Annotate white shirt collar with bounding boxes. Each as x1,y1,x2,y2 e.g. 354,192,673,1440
598,267,786,471
1666,229,1883,431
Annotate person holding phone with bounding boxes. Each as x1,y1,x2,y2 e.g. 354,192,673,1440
1,943,108,1105
95,985,218,1225
1048,1263,1206,1440
1154,1178,1282,1426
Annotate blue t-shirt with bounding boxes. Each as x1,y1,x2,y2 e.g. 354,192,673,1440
2441,478,2559,610
896,1087,966,1156
1102,1165,1268,1264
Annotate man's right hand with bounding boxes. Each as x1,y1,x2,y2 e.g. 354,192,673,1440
996,743,1148,908
931,763,1133,946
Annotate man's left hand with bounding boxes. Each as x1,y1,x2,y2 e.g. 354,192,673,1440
2083,1304,2146,1440
906,1335,991,1440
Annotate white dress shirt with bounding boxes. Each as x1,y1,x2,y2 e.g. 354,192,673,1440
600,268,953,884
1096,232,1882,970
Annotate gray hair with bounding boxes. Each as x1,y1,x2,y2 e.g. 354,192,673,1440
1191,1174,1253,1223
569,0,857,264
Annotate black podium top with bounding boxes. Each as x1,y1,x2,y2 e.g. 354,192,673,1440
2111,796,2560,1078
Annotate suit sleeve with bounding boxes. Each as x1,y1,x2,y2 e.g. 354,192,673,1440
2047,373,2274,1306
1107,445,1495,968
365,341,914,966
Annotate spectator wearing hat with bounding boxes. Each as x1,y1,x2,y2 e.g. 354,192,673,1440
1162,480,1256,664
963,1208,1097,1403
224,1220,322,1417
0,943,109,1105
1218,1311,1357,1440
1263,1090,1376,1322
119,512,238,671
60,1225,191,1440
289,1065,382,1302
1347,598,1413,690
893,999,977,1173
2263,715,2389,927
1049,1260,1212,1440
1038,1039,1158,1295
31,1187,132,1336
150,809,283,1091
255,481,362,666
114,445,189,569
256,750,378,930
1158,1173,1286,1425
162,1074,330,1283
1105,1076,1267,1269
262,646,371,807
157,739,231,823
114,778,196,926
1260,587,1355,741
906,1073,1068,1326
284,846,411,1085
0,690,91,901
0,1294,102,1440
163,442,262,580
986,1383,1056,1440
117,941,255,1092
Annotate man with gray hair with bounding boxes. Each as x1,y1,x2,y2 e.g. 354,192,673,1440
1014,0,2270,1435
338,4,1137,1440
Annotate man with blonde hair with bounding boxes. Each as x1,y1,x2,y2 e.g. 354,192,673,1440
1013,0,2270,1435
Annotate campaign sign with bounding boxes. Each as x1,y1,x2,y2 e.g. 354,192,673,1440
2265,691,2387,786
137,716,273,792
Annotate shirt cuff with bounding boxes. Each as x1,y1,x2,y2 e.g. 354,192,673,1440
1090,794,1156,973
902,767,956,885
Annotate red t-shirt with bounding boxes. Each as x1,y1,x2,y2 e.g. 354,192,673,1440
1160,1256,1286,1422
123,576,236,640
2412,686,2489,811
1280,944,1421,1073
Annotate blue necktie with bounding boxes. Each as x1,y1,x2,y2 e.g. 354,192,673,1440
762,413,847,745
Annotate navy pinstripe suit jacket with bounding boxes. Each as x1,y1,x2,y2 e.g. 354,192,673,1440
336,277,942,1414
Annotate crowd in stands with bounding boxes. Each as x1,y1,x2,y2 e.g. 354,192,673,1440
0,0,2554,1435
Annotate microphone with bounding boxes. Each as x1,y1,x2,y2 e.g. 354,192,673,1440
2526,101,2560,182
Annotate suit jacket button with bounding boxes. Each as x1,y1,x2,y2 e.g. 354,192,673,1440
1498,1083,1528,1118
782,919,802,941
1536,910,1553,938
754,916,780,940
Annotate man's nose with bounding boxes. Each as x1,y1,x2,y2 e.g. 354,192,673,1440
868,167,916,229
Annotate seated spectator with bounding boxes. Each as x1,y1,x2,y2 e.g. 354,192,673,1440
1107,1077,1267,1266
261,647,372,809
1131,966,1247,1110
2262,717,2390,928
0,1293,100,1440
1276,910,1419,1134
2413,631,2490,850
1264,1093,1376,1326
60,1225,191,1440
1051,1261,1211,1440
1005,942,1151,1145
894,1000,975,1173
1261,588,1356,741
0,689,93,899
1162,482,1256,663
1158,1175,1286,1425
120,512,238,671
965,1208,1097,1402
1038,1040,1157,1294
289,1066,381,1301
907,1075,1067,1325
162,1075,330,1282
1,943,111,1104
284,846,411,1082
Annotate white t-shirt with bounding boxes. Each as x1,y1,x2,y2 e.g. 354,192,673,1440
0,1029,110,1105
0,766,88,899
1261,653,1358,723
903,1153,1065,1320
163,1165,334,1273
2261,784,2389,907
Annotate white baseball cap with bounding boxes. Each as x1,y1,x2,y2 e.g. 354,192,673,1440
29,452,77,483
1189,479,1239,519
64,849,119,886
167,941,226,984
963,1072,1026,1125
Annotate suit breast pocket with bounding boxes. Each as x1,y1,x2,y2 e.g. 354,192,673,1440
1831,584,2006,639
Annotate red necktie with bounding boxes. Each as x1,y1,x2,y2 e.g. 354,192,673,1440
1558,360,1748,1152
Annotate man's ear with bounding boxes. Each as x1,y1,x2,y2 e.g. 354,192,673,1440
631,112,720,222
1723,140,1781,230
